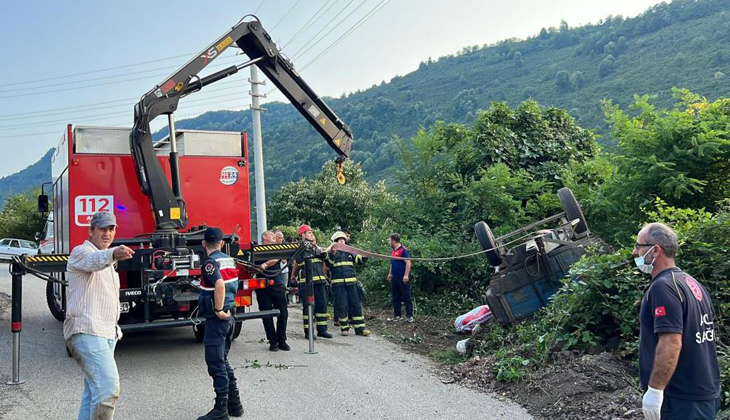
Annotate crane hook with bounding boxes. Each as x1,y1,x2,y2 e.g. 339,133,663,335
336,162,346,185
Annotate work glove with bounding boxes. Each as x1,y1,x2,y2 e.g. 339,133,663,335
642,387,663,420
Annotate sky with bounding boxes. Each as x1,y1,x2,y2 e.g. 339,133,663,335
0,0,666,178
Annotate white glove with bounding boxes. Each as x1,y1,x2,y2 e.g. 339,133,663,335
642,387,664,420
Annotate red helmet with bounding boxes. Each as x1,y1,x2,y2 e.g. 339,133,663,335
297,224,312,236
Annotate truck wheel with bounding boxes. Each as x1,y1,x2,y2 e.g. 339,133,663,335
557,187,589,236
474,221,503,267
193,324,205,343
232,321,243,340
46,281,65,322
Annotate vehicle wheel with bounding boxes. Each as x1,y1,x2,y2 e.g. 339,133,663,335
474,221,503,267
557,187,589,236
46,281,65,321
193,324,205,343
232,321,243,340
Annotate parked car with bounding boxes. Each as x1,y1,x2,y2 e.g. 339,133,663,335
37,213,54,254
0,238,39,261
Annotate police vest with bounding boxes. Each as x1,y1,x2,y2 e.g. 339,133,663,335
326,250,363,285
199,250,239,319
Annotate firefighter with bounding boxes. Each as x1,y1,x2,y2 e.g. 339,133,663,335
197,227,244,420
290,224,332,339
326,231,370,336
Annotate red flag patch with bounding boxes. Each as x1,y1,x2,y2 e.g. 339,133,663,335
654,306,666,317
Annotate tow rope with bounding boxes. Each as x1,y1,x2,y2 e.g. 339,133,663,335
330,233,534,262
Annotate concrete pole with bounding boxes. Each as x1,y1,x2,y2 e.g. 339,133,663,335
250,66,267,241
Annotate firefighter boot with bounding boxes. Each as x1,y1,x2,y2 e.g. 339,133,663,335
228,385,244,417
197,393,229,420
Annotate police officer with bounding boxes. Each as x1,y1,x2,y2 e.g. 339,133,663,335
290,224,332,339
326,231,370,336
197,227,244,420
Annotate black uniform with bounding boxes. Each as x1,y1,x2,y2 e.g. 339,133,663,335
255,259,288,346
295,255,329,336
199,250,239,395
326,250,366,333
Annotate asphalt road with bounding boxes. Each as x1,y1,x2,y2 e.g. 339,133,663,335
0,263,532,420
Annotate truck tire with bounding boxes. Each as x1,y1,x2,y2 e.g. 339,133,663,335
193,324,205,343
474,221,503,267
46,281,65,322
232,321,242,340
557,187,588,236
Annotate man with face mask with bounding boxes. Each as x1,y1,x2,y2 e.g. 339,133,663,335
633,223,720,420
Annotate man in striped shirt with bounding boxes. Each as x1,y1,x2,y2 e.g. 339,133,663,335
65,211,134,420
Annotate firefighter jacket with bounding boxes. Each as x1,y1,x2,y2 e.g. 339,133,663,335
295,255,327,284
326,250,365,286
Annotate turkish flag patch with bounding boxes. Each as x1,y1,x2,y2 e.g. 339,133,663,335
654,306,666,317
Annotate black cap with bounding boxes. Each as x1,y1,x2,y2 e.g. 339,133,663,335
204,227,223,244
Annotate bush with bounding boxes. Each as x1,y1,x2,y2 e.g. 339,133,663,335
472,202,730,408
598,55,616,78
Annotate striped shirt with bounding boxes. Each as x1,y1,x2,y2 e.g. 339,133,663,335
63,240,122,341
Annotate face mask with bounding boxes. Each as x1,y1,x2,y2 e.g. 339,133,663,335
634,247,655,274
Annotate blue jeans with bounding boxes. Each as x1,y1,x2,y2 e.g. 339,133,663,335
67,333,120,420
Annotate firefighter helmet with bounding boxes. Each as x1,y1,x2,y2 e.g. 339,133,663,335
331,231,347,242
297,224,312,236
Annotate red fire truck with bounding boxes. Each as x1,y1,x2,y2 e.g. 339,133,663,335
40,15,353,342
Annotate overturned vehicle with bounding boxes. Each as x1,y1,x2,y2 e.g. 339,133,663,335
474,187,610,325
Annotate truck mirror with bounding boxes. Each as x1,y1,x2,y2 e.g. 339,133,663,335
35,232,41,241
38,194,49,213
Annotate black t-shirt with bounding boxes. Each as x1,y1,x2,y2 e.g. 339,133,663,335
639,267,720,400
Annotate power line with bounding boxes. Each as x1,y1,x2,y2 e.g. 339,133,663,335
289,0,359,61
270,0,304,31
0,84,251,130
281,0,336,50
300,0,390,72
0,53,194,88
0,76,251,121
0,55,243,95
254,0,266,14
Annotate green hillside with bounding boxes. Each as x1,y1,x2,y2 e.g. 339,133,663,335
159,0,730,194
8,0,730,204
0,148,52,208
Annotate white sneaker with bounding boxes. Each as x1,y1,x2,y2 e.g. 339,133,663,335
386,316,402,322
406,317,414,323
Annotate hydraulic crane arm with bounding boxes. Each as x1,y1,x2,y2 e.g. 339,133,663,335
130,16,353,232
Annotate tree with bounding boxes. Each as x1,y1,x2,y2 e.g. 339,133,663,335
514,51,523,68
556,70,571,92
598,54,616,78
604,41,616,55
617,36,628,53
583,90,730,244
268,161,395,233
539,27,549,39
570,71,585,90
0,190,46,240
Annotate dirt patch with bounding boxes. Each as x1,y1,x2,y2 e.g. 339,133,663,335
366,308,463,359
366,308,651,420
446,351,644,420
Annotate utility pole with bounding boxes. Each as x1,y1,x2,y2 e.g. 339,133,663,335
249,66,267,242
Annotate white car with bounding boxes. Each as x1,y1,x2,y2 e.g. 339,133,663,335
0,238,39,261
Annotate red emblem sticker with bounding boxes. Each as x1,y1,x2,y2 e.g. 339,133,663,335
685,276,703,301
654,306,666,317
161,79,176,94
204,262,215,275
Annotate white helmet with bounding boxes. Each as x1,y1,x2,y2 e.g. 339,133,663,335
331,231,347,242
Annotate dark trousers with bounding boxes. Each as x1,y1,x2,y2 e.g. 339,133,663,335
333,283,365,332
256,286,288,344
203,317,236,395
299,282,328,334
391,276,413,318
661,395,721,420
